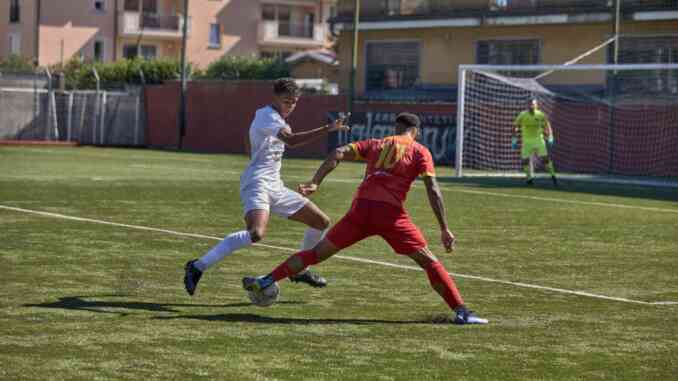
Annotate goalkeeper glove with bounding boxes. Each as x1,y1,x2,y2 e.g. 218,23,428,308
511,136,518,150
546,135,554,147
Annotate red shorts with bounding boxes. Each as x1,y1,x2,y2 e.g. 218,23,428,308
326,199,427,255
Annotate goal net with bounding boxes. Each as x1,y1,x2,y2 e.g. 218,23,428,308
455,64,678,182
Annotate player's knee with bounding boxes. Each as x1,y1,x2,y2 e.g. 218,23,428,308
318,214,331,230
307,211,330,230
249,227,265,242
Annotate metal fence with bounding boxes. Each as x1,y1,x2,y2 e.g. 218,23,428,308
0,69,146,146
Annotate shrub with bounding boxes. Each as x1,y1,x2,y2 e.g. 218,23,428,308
51,58,186,90
0,55,35,73
201,56,290,80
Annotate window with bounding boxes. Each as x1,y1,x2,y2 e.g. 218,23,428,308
277,5,291,36
384,0,400,16
94,40,104,62
262,3,316,39
490,0,509,10
141,45,157,60
477,39,540,77
262,4,276,20
10,0,20,23
142,0,157,13
94,0,105,12
8,33,21,55
123,44,157,60
209,23,221,48
610,36,678,94
366,41,420,91
124,0,139,11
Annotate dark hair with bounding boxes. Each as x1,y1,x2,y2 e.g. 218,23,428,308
395,112,421,129
273,78,301,97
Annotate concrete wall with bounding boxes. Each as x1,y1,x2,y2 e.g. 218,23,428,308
0,88,49,140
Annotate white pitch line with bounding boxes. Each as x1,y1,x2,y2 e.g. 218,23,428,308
292,175,678,215
444,188,678,214
2,204,676,306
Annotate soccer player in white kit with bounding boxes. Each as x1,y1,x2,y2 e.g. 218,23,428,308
184,78,349,295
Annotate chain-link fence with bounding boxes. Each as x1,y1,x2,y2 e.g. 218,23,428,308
0,68,146,146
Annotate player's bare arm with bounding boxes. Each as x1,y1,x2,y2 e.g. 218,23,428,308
277,118,349,148
423,175,455,252
298,145,356,196
544,118,553,138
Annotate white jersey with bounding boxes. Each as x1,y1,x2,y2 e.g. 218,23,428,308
240,106,288,190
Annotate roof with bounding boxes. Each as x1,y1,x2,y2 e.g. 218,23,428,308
285,49,338,66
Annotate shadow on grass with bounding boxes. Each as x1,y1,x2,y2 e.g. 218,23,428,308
23,295,306,316
154,312,454,325
436,176,678,203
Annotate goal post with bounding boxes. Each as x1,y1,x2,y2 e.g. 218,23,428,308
455,63,678,183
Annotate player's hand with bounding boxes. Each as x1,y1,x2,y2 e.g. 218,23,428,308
328,113,351,133
511,136,518,150
298,182,319,196
441,229,456,253
546,135,555,147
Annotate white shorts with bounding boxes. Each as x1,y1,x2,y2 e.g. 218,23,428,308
240,183,308,218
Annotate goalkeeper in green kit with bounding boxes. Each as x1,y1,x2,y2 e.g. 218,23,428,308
512,99,557,186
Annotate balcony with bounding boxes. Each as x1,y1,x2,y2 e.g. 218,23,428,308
258,21,325,48
335,0,678,22
119,12,191,40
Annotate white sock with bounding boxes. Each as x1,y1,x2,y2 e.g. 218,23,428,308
298,228,326,274
300,227,326,251
195,230,252,271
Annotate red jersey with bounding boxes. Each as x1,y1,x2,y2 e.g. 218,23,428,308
348,135,436,208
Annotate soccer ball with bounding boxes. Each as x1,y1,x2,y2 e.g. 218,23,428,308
246,281,280,307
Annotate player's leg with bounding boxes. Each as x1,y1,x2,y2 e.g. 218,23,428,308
272,188,331,287
380,208,487,324
538,143,557,186
270,238,340,283
183,186,271,296
243,201,370,296
199,209,269,270
288,200,331,250
408,248,487,325
520,140,534,185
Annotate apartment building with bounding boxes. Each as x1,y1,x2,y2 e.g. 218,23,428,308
331,0,678,98
0,0,337,68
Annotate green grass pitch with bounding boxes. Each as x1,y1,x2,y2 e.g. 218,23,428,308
1,146,677,380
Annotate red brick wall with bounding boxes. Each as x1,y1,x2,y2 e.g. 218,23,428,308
145,81,454,158
145,83,180,148
145,82,677,176
146,81,346,157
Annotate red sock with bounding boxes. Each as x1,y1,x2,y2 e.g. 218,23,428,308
424,261,464,310
270,250,320,282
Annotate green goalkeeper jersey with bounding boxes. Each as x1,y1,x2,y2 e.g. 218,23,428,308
514,110,547,142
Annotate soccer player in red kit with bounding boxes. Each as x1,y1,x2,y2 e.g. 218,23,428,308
243,112,488,324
